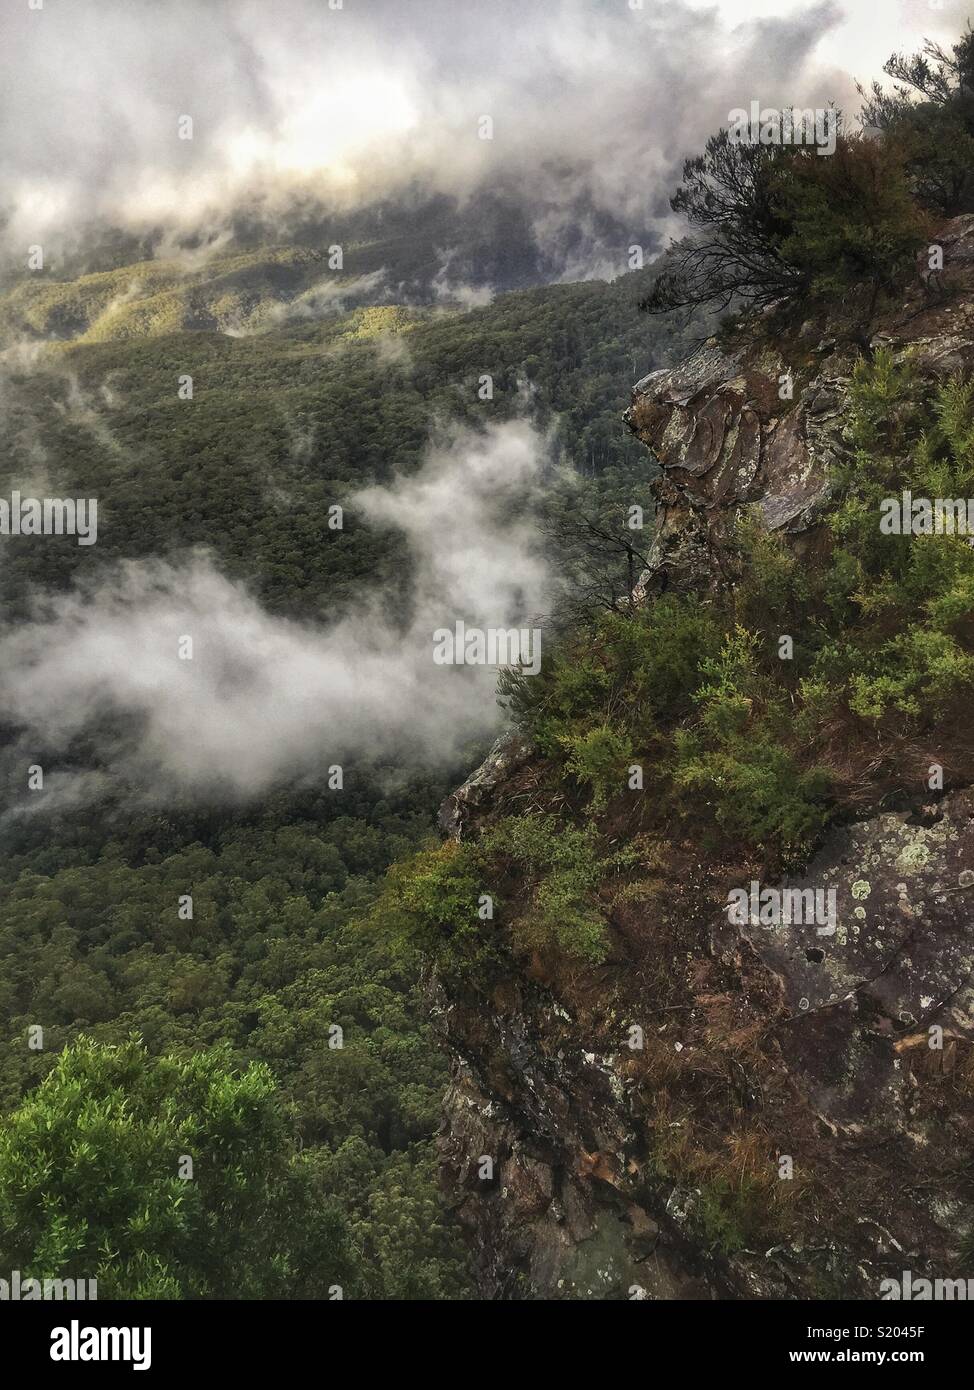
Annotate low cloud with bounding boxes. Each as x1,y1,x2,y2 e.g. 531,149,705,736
0,417,551,806
1,0,932,278
263,269,391,328
431,249,495,310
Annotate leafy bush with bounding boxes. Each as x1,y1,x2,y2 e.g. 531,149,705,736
770,136,932,320
373,816,623,967
640,130,804,317
481,816,614,963
671,627,832,858
501,594,723,757
732,512,808,631
507,591,831,860
0,1036,348,1299
815,355,974,723
369,839,496,978
561,725,635,812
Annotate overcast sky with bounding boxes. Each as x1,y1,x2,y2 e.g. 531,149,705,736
1,0,969,261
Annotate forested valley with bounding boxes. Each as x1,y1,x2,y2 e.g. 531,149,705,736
0,249,698,1297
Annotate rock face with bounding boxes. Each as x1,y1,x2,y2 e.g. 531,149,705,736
438,734,533,840
432,971,716,1299
434,218,974,1300
624,213,974,597
735,793,974,1132
623,344,844,596
434,793,974,1298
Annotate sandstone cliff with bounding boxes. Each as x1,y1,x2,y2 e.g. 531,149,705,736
433,217,974,1300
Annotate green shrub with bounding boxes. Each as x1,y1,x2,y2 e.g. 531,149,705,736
500,594,723,756
561,725,634,811
672,628,831,859
643,125,931,324
772,137,932,319
482,816,614,963
733,511,808,633
815,356,974,725
372,818,624,968
370,840,496,978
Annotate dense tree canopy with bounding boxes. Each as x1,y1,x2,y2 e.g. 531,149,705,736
0,264,700,1298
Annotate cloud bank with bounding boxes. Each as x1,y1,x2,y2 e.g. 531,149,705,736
0,417,551,806
3,0,963,276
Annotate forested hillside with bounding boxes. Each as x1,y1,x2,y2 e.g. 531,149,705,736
0,255,700,1297
0,262,700,613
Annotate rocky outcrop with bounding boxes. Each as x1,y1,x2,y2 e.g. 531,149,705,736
438,733,533,840
433,218,974,1300
735,793,974,1131
623,344,844,595
432,970,718,1299
433,793,974,1298
624,214,974,596
433,789,972,1295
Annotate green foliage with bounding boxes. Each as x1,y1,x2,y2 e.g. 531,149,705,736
672,627,832,858
732,511,809,633
562,725,634,812
771,136,932,310
860,25,974,216
816,354,974,722
0,792,471,1300
372,814,623,967
369,839,497,978
501,594,723,756
890,105,974,218
481,816,614,963
645,124,930,326
686,1178,771,1258
641,130,803,316
0,1036,348,1298
506,591,830,860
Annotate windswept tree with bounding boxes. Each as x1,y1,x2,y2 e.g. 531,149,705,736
882,25,974,107
771,136,933,345
858,25,974,216
639,130,804,317
642,124,931,342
